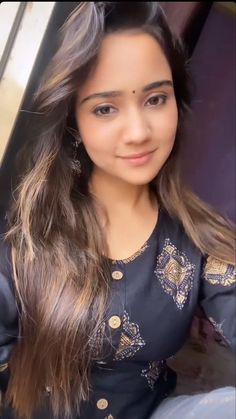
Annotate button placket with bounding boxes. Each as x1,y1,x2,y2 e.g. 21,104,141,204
112,270,124,280
109,264,124,331
106,261,125,360
108,315,121,329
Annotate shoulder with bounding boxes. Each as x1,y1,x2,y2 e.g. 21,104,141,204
159,207,202,258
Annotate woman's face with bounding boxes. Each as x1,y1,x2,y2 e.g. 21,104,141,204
75,31,178,186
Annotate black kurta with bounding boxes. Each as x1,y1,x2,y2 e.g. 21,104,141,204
0,206,235,419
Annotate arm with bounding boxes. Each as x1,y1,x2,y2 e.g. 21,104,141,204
199,255,236,351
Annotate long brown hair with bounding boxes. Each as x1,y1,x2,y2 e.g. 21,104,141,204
4,2,235,418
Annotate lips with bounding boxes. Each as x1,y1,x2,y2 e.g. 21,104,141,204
122,150,154,159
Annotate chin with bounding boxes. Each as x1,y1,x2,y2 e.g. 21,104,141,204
122,173,159,186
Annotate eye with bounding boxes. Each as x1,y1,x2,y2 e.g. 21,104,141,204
146,94,167,106
92,105,116,117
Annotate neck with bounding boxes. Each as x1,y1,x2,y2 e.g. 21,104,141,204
89,169,158,225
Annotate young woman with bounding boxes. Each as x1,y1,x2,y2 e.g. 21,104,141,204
0,3,235,419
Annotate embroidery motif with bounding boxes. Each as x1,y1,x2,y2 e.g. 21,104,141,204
204,256,236,286
141,361,164,390
111,243,149,265
154,238,195,309
89,321,106,358
114,311,146,360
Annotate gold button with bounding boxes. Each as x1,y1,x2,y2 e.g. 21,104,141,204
108,315,121,329
97,398,108,410
112,270,123,280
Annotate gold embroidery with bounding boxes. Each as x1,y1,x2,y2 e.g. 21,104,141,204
114,311,146,360
154,239,195,309
111,243,149,264
141,361,164,390
204,256,236,286
89,321,106,358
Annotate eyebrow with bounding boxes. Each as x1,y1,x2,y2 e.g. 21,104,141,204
79,80,173,105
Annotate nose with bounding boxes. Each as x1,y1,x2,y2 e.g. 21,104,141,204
122,109,151,145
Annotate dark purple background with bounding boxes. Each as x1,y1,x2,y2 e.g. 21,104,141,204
163,2,236,223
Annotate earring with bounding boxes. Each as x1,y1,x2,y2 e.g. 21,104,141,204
72,135,82,176
66,126,82,175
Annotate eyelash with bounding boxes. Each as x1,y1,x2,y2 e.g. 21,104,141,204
92,94,168,117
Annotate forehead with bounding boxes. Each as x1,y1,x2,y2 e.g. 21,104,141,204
78,31,172,95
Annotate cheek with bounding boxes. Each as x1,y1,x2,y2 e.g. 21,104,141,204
76,117,105,154
155,104,178,145
78,128,115,165
81,137,111,160
77,110,109,140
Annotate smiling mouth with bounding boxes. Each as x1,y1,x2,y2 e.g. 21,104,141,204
121,150,155,159
118,149,156,167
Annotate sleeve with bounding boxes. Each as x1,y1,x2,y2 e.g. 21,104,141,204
0,239,19,392
199,255,236,351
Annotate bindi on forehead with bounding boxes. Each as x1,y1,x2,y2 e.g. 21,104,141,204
79,81,173,106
